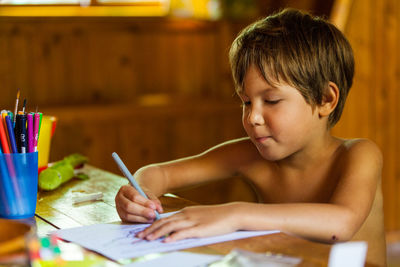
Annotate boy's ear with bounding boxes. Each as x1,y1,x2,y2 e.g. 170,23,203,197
318,82,339,117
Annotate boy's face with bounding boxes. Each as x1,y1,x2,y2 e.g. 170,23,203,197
240,65,322,161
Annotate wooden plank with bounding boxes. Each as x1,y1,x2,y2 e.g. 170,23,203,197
0,25,12,108
395,0,400,231
36,165,127,228
384,0,400,230
330,0,354,31
34,215,58,237
35,202,82,230
0,17,224,107
370,0,395,231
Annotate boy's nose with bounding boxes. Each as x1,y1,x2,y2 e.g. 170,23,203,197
248,107,265,126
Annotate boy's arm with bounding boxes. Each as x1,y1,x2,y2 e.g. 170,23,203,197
136,137,260,196
115,137,260,223
138,139,382,243
236,139,382,242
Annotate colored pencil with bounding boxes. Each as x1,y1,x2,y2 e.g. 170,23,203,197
112,152,161,220
2,112,11,152
0,114,10,154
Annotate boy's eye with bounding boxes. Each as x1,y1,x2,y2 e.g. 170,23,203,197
264,99,281,105
242,101,251,106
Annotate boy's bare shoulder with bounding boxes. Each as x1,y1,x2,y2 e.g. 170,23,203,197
341,138,381,151
331,138,383,204
339,138,383,168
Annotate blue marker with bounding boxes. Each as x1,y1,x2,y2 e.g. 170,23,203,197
5,116,18,154
7,111,13,129
112,152,161,220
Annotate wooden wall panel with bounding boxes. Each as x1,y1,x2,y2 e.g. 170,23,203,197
332,0,400,230
0,18,237,108
43,102,245,174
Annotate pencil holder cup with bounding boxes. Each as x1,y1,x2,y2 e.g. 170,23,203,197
0,152,38,219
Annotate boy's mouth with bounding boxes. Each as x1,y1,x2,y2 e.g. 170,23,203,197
255,136,271,143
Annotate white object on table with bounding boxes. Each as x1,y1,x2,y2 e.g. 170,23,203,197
328,241,368,267
72,192,103,204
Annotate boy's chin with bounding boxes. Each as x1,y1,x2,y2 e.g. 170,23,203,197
256,147,284,162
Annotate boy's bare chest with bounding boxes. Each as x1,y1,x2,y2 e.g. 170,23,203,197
245,163,340,203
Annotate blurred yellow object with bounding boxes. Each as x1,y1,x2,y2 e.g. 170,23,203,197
38,116,57,172
0,219,33,255
170,0,221,19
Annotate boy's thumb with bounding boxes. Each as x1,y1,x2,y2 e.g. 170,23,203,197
147,193,163,213
152,199,163,213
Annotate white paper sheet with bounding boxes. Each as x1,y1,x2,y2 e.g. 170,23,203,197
54,212,279,261
328,241,368,267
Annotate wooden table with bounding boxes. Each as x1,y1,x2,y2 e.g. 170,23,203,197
34,165,335,266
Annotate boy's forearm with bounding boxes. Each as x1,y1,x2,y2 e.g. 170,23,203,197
135,164,170,197
135,160,200,196
232,202,360,243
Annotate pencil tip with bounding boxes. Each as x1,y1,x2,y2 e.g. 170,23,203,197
16,89,20,98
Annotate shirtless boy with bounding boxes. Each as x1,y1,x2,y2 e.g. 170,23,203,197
115,9,386,266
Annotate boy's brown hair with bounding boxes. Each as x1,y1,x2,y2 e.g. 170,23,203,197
229,8,354,127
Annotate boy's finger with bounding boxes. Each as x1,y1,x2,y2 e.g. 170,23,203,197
122,186,149,205
137,217,168,238
145,200,156,210
164,227,199,243
151,198,163,213
144,199,163,213
123,213,155,224
156,203,164,213
117,204,153,223
143,192,163,213
120,195,157,219
143,219,193,241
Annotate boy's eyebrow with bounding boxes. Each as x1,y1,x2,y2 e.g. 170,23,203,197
263,86,279,92
241,86,279,97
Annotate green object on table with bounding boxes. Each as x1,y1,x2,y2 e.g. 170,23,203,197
38,154,89,191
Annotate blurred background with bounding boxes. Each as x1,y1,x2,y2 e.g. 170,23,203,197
0,0,399,236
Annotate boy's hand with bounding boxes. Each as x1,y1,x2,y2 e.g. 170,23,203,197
136,204,239,242
115,184,163,223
